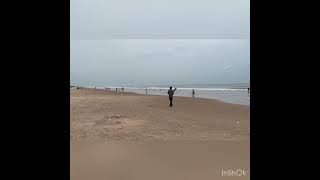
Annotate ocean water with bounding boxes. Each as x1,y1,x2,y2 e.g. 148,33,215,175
91,84,250,106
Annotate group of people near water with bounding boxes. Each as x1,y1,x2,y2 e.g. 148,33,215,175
111,87,125,92
103,86,249,107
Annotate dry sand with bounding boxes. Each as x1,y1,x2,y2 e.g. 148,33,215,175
71,89,250,180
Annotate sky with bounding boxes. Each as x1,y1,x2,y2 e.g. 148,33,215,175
70,0,250,87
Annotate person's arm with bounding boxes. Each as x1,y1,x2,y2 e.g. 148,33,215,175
174,88,177,92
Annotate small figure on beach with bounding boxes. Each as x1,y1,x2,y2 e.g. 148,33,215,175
116,88,117,92
192,89,195,98
122,87,124,92
247,88,250,93
145,88,148,95
168,86,177,107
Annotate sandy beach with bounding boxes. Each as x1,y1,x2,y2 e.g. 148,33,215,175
71,88,250,180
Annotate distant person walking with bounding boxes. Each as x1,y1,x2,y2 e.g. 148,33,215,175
145,88,148,95
168,86,177,107
192,89,195,98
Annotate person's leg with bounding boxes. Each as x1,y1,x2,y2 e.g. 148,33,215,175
169,97,173,106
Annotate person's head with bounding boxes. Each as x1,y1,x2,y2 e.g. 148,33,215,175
170,86,172,89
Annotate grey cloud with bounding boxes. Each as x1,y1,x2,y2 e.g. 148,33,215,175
71,0,250,39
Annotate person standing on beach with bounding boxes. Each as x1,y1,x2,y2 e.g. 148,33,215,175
168,86,177,107
145,88,148,95
192,89,195,98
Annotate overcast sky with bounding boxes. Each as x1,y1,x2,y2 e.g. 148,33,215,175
70,0,250,87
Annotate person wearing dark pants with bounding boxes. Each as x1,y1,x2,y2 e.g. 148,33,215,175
169,96,173,106
168,86,177,107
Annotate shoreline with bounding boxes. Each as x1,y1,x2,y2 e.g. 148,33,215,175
70,87,250,106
